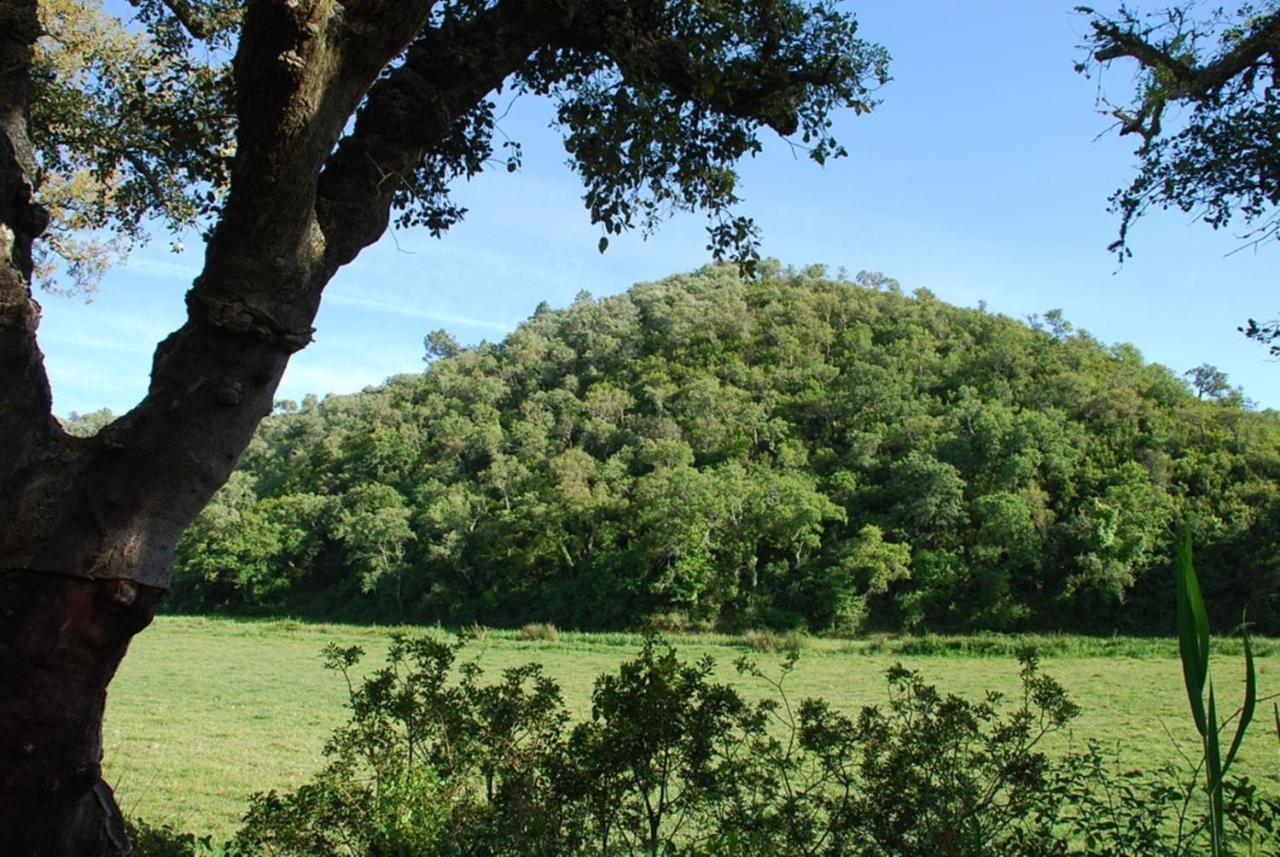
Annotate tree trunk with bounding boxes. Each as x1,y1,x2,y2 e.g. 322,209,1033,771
0,571,160,856
0,6,562,851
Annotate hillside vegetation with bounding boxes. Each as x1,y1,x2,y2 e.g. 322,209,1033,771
163,265,1280,633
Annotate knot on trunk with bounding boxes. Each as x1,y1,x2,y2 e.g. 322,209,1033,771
189,293,315,352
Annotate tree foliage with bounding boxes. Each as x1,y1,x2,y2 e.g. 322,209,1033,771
27,0,888,292
172,265,1280,634
1076,2,1279,349
30,0,236,292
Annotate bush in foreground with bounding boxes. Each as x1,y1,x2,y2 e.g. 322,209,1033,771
224,635,1278,856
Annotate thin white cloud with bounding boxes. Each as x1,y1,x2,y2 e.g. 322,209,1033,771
122,256,201,281
42,329,156,355
103,310,179,341
325,290,513,333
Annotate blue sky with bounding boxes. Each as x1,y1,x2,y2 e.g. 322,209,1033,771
38,1,1277,416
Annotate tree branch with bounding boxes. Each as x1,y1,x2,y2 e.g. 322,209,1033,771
1090,10,1280,99
0,0,439,586
153,0,212,40
317,0,579,265
317,0,858,263
582,26,829,137
0,0,59,484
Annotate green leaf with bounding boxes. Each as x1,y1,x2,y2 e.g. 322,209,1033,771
1176,531,1209,737
1220,615,1256,774
598,236,609,254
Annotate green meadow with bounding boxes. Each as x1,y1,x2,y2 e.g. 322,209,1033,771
104,616,1280,843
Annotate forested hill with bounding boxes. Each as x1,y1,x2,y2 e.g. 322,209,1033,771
166,265,1280,633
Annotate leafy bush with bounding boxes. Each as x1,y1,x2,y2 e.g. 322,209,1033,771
235,636,568,855
230,634,1280,856
126,817,220,856
555,640,763,854
640,610,712,634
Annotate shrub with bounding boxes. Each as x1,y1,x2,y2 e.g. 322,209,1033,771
126,818,218,857
740,627,806,652
769,651,1081,855
640,610,708,634
234,633,1279,856
234,635,568,855
518,622,560,642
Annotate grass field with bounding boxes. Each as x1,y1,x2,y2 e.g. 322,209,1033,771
103,616,1280,843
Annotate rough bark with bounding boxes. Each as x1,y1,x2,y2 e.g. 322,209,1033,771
0,0,56,490
0,573,161,857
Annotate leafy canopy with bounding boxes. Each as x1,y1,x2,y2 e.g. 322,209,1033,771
31,0,889,293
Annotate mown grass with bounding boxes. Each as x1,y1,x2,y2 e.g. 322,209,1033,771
104,615,1280,843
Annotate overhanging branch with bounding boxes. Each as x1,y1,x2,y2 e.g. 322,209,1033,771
1089,10,1280,103
317,0,576,265
154,0,212,40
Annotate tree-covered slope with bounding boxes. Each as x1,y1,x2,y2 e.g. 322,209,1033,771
169,265,1280,633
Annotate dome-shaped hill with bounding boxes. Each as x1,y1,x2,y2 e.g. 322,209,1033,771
173,264,1280,634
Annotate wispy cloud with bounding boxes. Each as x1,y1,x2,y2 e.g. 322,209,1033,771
326,290,513,333
42,329,157,355
121,255,201,281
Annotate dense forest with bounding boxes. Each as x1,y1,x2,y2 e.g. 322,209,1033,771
125,265,1279,633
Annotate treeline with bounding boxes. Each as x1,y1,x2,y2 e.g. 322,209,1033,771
154,264,1280,632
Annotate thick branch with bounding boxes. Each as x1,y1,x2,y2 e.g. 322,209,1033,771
0,0,57,483
1088,11,1280,141
1092,21,1195,78
317,0,579,265
1092,11,1280,98
585,26,832,137
153,0,212,40
0,0,438,586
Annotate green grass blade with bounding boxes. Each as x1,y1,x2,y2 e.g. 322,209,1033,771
1176,532,1209,736
1220,617,1256,774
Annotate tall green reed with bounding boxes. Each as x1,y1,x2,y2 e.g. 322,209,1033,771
1176,531,1257,856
